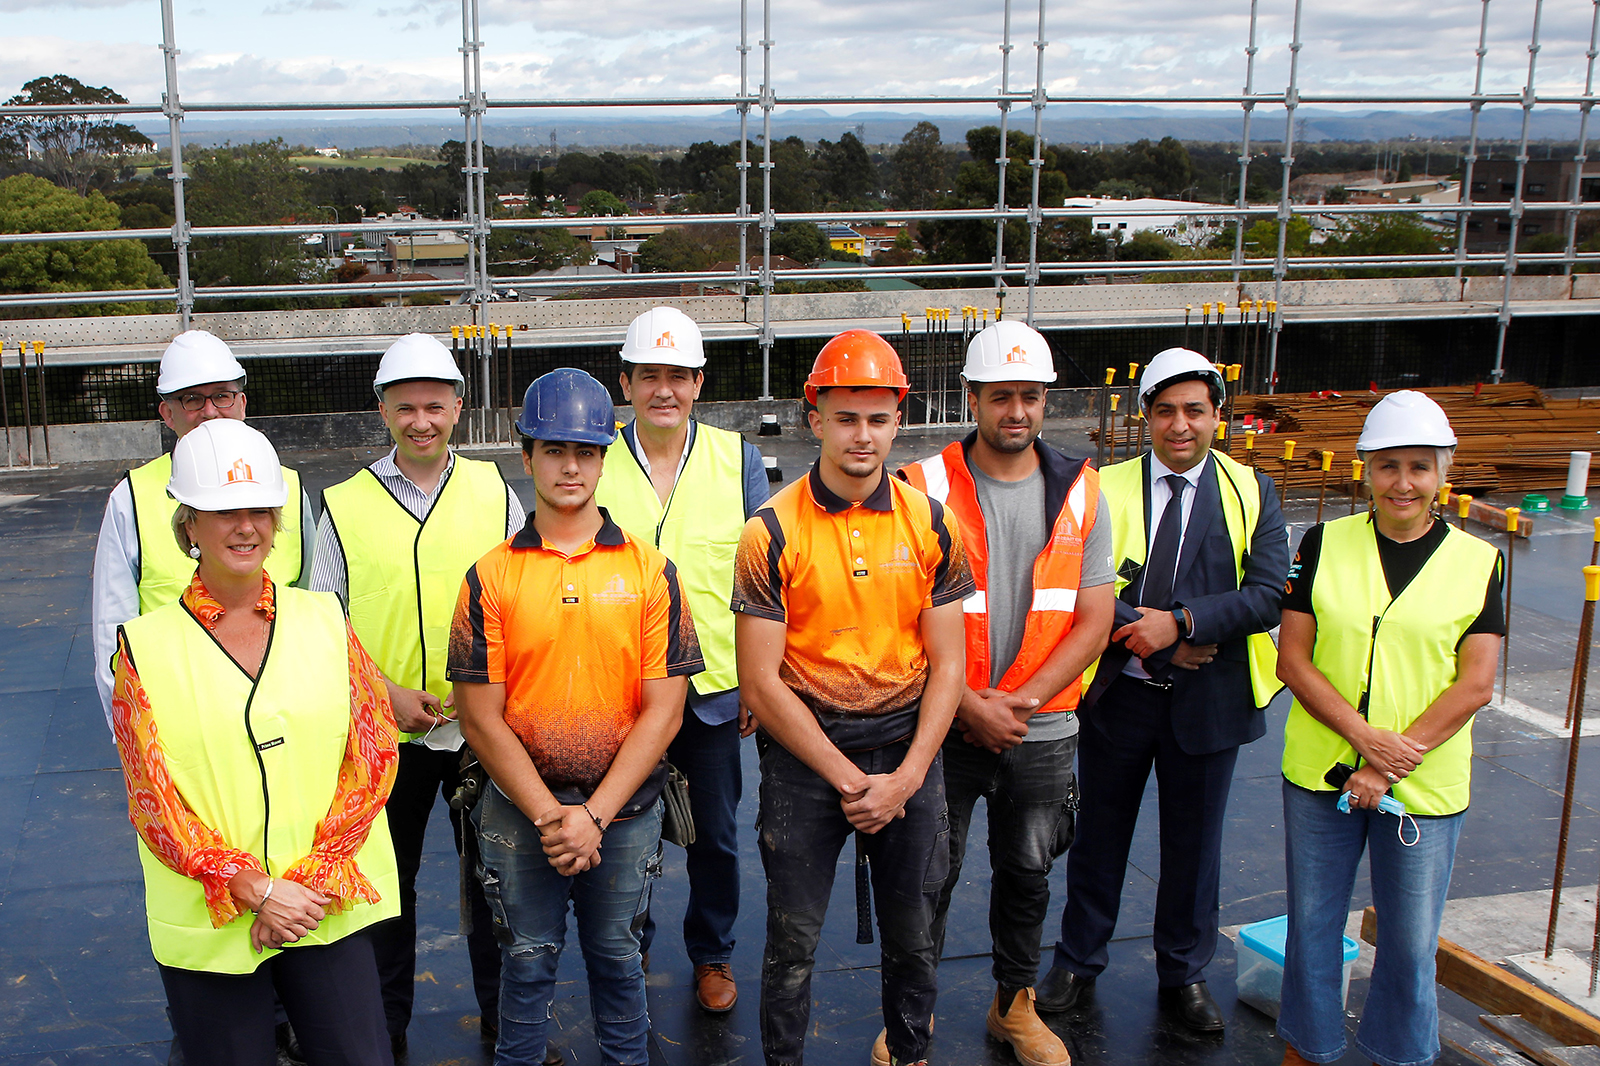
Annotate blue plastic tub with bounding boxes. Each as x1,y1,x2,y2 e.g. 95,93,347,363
1235,915,1361,1019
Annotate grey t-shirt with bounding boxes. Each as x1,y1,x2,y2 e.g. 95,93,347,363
970,463,1114,742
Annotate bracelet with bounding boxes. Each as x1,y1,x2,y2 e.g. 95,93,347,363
581,802,605,833
257,878,275,912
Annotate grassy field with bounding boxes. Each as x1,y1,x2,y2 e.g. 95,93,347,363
287,155,430,170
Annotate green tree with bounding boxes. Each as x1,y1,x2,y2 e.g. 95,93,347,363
1118,230,1183,262
770,220,827,263
1109,137,1194,198
816,132,875,204
1244,216,1312,257
1323,213,1446,275
0,174,167,317
488,226,593,274
892,121,953,209
0,75,153,194
184,140,327,307
637,225,738,273
579,189,627,216
1092,178,1151,200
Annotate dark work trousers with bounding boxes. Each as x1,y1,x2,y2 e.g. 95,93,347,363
160,931,392,1066
757,735,949,1066
1054,674,1240,987
931,729,1078,989
370,742,501,1040
639,708,742,966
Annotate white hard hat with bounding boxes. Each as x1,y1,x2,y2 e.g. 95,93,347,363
963,321,1057,383
1139,347,1225,412
620,307,706,369
1356,390,1458,452
156,330,247,396
167,419,288,511
373,333,466,401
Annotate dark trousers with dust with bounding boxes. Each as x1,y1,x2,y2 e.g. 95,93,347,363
370,742,502,1039
757,735,948,1066
931,730,1078,989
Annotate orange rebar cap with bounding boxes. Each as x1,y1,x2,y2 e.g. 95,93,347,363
804,329,909,404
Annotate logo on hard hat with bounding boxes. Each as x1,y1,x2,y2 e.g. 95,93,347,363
1003,345,1029,364
656,331,676,349
226,459,256,485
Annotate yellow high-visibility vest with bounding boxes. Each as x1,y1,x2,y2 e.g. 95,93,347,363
119,584,398,973
1086,451,1282,707
1281,514,1499,816
597,423,746,694
321,456,510,742
128,452,304,615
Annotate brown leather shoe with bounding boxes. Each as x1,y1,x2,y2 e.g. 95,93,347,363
1282,1046,1315,1066
694,963,738,1012
987,988,1071,1066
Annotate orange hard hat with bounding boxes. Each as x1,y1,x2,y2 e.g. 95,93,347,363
804,330,909,405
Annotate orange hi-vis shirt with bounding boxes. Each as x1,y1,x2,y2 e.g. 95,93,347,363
447,509,702,815
732,465,974,732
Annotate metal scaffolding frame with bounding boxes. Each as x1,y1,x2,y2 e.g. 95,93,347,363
2,0,1599,404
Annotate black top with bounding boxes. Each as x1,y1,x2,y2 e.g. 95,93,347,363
1282,519,1505,637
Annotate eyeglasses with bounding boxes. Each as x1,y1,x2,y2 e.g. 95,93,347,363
173,390,242,412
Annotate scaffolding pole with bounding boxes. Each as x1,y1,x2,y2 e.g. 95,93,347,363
737,0,752,301
1492,0,1546,385
1265,0,1305,395
158,0,193,331
1024,0,1048,325
1562,1,1599,279
1455,1,1493,282
993,0,1015,310
759,0,774,400
1231,0,1261,285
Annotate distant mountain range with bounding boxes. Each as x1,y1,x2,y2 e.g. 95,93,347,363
134,105,1590,151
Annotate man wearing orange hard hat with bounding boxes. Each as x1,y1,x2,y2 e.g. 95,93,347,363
733,330,973,1066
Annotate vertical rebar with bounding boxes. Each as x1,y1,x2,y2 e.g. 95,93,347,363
1563,2,1600,279
1546,566,1599,958
32,342,49,466
993,0,1015,306
1567,520,1600,729
1492,0,1545,385
758,0,774,400
0,346,10,467
1232,0,1261,284
737,0,752,300
1456,1,1493,282
158,0,193,331
1024,0,1048,325
17,344,33,467
1503,507,1522,702
1265,0,1305,396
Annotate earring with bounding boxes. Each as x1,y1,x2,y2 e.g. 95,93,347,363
188,545,201,560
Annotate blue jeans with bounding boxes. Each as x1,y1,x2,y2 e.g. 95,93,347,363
1279,780,1464,1066
473,783,663,1066
639,708,742,965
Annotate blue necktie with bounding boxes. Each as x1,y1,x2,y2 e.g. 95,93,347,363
1141,475,1188,611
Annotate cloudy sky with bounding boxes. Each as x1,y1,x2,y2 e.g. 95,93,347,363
4,0,1597,120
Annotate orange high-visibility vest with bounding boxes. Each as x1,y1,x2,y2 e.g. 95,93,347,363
901,439,1099,714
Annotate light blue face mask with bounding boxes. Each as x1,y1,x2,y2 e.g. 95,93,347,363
1338,790,1420,847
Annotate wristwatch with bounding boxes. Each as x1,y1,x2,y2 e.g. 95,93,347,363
1171,608,1189,638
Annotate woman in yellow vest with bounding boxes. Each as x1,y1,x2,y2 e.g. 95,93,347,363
1274,391,1503,1066
109,419,402,1066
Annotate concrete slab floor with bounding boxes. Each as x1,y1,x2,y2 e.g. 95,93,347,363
0,416,1595,1065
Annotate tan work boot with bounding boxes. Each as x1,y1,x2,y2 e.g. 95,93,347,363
1282,1046,1315,1066
870,1016,934,1066
987,987,1071,1066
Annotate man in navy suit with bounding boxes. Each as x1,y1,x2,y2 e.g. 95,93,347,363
1036,348,1289,1032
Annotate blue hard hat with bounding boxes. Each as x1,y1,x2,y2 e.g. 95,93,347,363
515,368,618,445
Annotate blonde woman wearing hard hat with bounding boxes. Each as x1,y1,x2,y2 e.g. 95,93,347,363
91,330,316,734
109,419,401,1066
1275,391,1503,1066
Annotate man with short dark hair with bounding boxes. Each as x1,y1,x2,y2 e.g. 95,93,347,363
1038,347,1288,1033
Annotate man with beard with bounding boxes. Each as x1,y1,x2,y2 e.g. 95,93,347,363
899,321,1113,1066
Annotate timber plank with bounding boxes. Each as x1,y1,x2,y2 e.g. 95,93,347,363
1440,1012,1540,1066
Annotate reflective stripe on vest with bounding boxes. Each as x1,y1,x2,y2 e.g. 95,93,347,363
1088,451,1282,708
596,422,745,695
1281,515,1498,816
322,456,509,742
119,586,399,973
904,442,1097,713
129,452,304,615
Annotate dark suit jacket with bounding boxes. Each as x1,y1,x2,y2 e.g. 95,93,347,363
1082,451,1289,756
